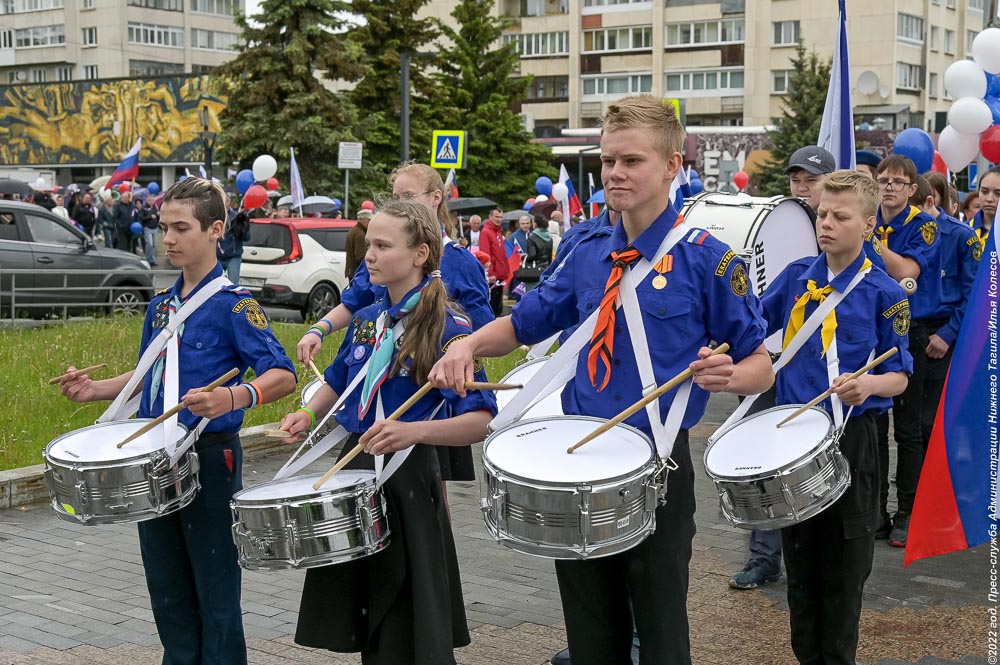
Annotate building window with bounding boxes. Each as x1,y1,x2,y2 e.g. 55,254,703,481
81,26,96,47
525,75,569,100
191,63,214,74
946,0,955,8
666,19,744,48
57,65,71,81
82,0,94,7
665,68,745,97
970,0,984,10
583,0,649,5
583,26,652,53
945,29,956,54
896,62,922,91
15,25,64,48
129,0,182,7
930,26,940,51
191,0,239,13
0,30,11,49
128,23,184,48
191,28,239,51
582,73,652,99
519,0,567,17
83,64,98,79
897,13,924,44
772,21,799,46
771,69,792,94
129,59,183,76
929,72,939,98
503,31,569,57
1,0,63,13
969,30,978,56
29,67,44,82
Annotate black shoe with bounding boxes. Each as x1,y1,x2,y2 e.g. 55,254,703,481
875,515,892,539
889,511,910,547
551,647,571,665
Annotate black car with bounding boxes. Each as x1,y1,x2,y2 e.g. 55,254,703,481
0,200,153,317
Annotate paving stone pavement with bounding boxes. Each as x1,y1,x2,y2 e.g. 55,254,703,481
0,394,989,664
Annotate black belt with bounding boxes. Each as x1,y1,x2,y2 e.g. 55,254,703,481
194,431,239,451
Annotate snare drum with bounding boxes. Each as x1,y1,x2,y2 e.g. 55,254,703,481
481,416,662,560
704,405,850,530
230,470,389,570
43,420,199,526
496,358,564,418
301,377,324,407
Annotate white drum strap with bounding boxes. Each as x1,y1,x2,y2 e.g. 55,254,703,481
372,393,446,490
98,276,230,423
711,265,872,441
491,222,690,431
526,333,559,361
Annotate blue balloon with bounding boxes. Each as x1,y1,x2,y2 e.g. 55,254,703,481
985,95,1000,125
130,221,143,236
147,181,160,195
332,197,342,210
535,176,553,196
892,128,934,174
235,169,255,195
177,175,188,182
689,178,704,195
688,169,700,180
524,200,535,210
988,73,1000,97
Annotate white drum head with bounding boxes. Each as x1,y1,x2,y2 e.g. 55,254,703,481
302,378,325,406
496,359,564,418
706,406,832,477
237,471,374,501
47,421,187,463
484,417,653,484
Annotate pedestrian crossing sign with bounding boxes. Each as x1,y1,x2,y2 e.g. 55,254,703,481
431,130,466,169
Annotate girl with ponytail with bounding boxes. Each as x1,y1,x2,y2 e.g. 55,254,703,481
281,200,497,663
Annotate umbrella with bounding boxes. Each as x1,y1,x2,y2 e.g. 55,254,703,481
0,178,33,197
276,195,293,207
447,197,498,212
587,189,604,204
503,209,530,222
89,175,111,191
301,195,337,215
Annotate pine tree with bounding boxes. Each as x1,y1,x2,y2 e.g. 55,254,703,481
436,0,556,208
214,0,363,197
755,44,832,196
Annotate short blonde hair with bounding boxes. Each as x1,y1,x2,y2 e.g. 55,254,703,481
602,95,685,159
818,169,880,219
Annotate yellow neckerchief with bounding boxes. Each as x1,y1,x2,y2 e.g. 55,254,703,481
877,205,921,244
782,258,873,357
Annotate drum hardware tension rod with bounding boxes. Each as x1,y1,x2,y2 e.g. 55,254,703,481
775,348,899,428
49,364,107,385
567,343,731,454
116,367,241,449
307,359,325,383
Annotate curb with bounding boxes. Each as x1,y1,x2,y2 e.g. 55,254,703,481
0,423,284,511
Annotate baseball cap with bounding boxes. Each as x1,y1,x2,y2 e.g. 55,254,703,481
474,251,490,266
786,146,836,175
357,209,373,219
855,149,882,168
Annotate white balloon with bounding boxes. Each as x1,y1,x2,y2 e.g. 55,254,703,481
551,182,569,201
938,125,981,172
535,194,549,202
944,60,987,100
947,97,993,135
252,154,277,181
974,28,1000,74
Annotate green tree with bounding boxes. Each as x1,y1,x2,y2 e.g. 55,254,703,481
436,0,556,208
755,44,832,196
214,0,363,197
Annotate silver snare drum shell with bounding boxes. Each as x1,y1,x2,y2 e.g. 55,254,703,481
230,470,390,571
43,420,200,526
301,377,325,407
481,416,660,560
704,405,850,530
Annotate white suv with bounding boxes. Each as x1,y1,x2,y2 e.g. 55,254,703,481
240,217,354,320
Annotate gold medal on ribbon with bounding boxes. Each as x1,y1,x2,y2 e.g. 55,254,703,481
652,275,667,289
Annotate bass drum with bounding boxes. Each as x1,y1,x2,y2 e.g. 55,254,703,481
678,192,818,352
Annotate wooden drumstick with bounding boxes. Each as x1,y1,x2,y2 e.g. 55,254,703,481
117,367,241,448
264,429,292,439
49,363,107,385
465,381,523,391
307,359,324,382
775,348,899,428
567,343,731,454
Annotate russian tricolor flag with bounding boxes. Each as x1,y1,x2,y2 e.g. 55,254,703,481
444,167,459,200
905,226,998,566
817,0,856,169
558,164,583,229
107,138,142,188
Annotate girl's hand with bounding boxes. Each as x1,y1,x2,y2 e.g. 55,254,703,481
279,410,314,444
360,420,421,455
297,332,324,364
182,387,233,419
59,366,99,403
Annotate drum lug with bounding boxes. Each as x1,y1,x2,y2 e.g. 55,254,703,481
578,485,592,546
359,500,374,532
482,487,507,533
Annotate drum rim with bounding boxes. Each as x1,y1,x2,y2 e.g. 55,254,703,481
231,469,378,504
704,405,835,481
498,356,549,384
44,419,191,465
483,415,656,487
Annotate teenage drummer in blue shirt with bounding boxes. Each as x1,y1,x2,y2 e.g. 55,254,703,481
973,166,1000,253
59,177,297,665
280,200,497,663
759,170,911,665
430,95,773,665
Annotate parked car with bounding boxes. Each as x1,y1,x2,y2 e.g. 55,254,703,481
240,217,355,320
0,200,153,317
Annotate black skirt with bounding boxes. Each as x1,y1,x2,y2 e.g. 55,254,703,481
436,444,475,482
294,436,470,664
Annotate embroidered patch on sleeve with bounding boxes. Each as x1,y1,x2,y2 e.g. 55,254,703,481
715,250,736,277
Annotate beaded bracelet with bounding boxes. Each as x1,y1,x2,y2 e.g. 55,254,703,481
297,407,317,428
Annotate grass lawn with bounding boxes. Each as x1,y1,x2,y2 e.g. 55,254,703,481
0,317,525,472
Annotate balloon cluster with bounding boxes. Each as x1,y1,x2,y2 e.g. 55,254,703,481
236,155,279,210
938,29,1000,171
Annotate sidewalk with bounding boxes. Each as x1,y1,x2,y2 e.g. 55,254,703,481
0,393,988,664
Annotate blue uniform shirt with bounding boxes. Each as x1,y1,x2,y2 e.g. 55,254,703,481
342,241,494,331
971,210,993,254
931,208,980,345
138,263,296,433
511,204,768,433
326,302,498,434
871,205,941,320
862,231,887,272
761,251,913,417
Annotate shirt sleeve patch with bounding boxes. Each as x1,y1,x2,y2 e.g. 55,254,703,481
919,220,938,245
443,334,482,372
244,301,269,330
882,299,908,319
729,262,749,297
893,305,911,336
715,250,736,277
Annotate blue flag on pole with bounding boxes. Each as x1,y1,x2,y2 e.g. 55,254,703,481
818,0,856,170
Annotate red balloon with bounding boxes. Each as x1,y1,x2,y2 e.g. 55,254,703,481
118,183,131,193
931,150,948,175
360,200,375,211
265,177,279,191
733,171,750,191
981,126,1000,164
243,184,268,210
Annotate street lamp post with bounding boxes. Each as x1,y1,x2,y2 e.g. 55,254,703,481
197,105,216,181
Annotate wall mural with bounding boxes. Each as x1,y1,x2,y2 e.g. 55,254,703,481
0,75,225,166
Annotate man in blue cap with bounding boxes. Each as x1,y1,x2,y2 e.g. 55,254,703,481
856,149,882,178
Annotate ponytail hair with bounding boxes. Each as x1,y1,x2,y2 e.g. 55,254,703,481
379,200,462,385
389,162,454,238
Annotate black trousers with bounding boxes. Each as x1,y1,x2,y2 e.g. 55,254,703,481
554,431,695,665
489,285,504,316
920,323,954,445
890,320,932,514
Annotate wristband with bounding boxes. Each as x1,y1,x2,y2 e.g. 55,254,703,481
297,407,317,428
227,386,235,412
316,319,333,333
306,328,324,340
242,382,261,410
